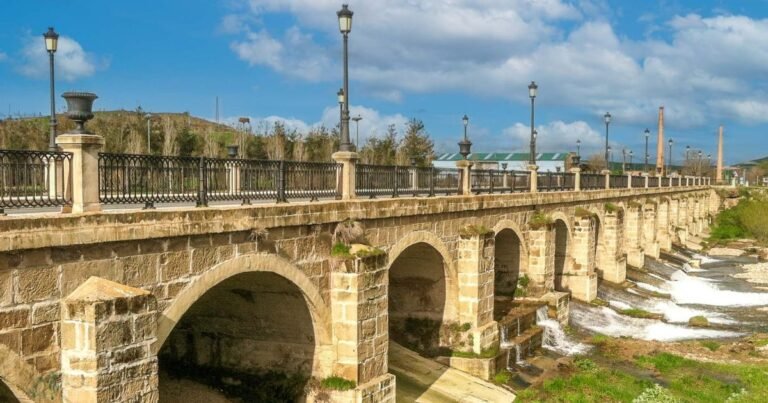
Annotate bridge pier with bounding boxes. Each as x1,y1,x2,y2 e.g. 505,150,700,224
526,224,556,296
61,277,158,403
325,255,396,403
656,199,672,251
456,231,498,354
624,204,645,268
559,215,597,302
597,209,626,284
642,203,660,259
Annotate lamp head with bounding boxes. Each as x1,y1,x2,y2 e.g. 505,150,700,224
44,27,59,53
337,4,353,34
528,81,538,98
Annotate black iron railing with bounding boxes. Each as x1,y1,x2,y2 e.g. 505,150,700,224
609,175,628,189
661,177,670,187
538,172,575,191
581,173,605,190
414,167,460,196
356,164,411,198
471,170,501,194
631,175,645,188
0,149,72,212
99,153,341,206
648,176,660,187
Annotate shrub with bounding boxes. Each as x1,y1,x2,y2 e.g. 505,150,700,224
330,242,352,258
529,212,553,229
320,376,356,391
632,384,680,403
459,224,493,237
493,369,512,385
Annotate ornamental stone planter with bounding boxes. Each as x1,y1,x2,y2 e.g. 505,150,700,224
62,91,98,134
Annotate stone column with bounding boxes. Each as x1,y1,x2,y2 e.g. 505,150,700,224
626,173,633,189
456,231,498,354
527,224,555,295
657,200,672,251
529,164,539,193
56,134,104,213
688,199,698,235
602,170,611,190
643,173,649,188
410,167,419,194
456,160,473,196
60,277,158,403
333,151,359,200
228,162,241,195
598,209,626,284
642,204,660,258
570,167,581,191
624,204,644,268
329,254,395,402
561,215,597,301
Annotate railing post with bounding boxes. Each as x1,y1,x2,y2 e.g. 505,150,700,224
489,170,495,194
502,170,509,191
627,173,632,189
570,167,581,191
456,160,473,195
411,166,418,197
428,167,435,197
392,166,400,198
642,173,649,188
55,134,104,213
196,156,208,207
332,151,358,200
602,169,611,190
529,164,539,193
277,159,287,203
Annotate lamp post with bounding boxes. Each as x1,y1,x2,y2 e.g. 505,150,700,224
528,81,538,165
145,113,153,154
622,148,627,173
351,115,362,149
337,88,344,131
697,150,703,176
44,27,59,151
644,128,650,172
629,150,634,169
607,146,612,170
337,4,354,152
603,112,611,170
667,139,673,175
458,114,471,159
576,139,581,157
707,153,712,177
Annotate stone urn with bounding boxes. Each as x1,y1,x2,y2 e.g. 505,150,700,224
62,92,98,134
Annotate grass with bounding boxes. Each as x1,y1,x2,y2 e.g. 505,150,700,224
451,345,500,359
529,212,554,229
619,308,659,319
518,344,768,403
700,340,721,352
493,369,512,385
709,194,768,244
330,242,352,258
588,334,610,346
459,224,493,237
320,376,356,391
604,202,620,214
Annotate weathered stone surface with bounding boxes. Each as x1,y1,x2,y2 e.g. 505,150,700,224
17,265,59,303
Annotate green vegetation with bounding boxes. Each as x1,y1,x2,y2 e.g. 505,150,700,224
688,315,710,327
331,242,352,258
700,340,721,352
529,212,554,229
515,275,531,298
459,224,493,237
588,334,610,346
493,369,513,385
451,344,500,359
589,298,609,307
575,207,596,218
604,202,620,213
710,192,768,243
619,308,659,319
320,376,356,391
517,349,768,402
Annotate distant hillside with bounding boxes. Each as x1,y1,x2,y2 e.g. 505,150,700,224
0,110,241,157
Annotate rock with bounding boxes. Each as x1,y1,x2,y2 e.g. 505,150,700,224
757,248,768,261
688,316,709,327
349,243,375,256
708,247,745,257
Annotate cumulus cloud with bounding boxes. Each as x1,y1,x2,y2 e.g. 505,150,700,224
18,35,105,81
222,2,768,126
503,120,604,153
0,52,7,61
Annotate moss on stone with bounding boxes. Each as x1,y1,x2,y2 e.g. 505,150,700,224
575,207,596,218
320,376,356,391
459,224,493,237
688,315,709,327
529,212,553,229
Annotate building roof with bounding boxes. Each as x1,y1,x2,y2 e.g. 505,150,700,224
434,152,570,162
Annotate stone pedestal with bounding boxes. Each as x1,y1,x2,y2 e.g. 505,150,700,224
601,169,611,190
570,167,581,191
558,273,597,302
333,151,359,200
456,160,473,196
529,165,539,193
60,276,158,403
330,255,389,386
56,134,104,213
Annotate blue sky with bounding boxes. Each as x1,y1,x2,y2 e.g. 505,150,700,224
1,0,767,164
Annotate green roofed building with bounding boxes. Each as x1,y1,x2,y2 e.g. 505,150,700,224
433,152,575,172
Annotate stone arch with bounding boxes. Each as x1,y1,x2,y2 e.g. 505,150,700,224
550,212,572,290
154,252,332,366
386,230,458,323
586,207,605,272
0,346,37,402
493,220,529,297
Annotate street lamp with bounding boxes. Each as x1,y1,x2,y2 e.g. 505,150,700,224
576,139,581,157
622,148,627,173
337,4,354,152
607,146,612,170
351,115,362,149
528,81,538,165
697,150,703,176
644,128,650,172
458,114,471,159
667,139,673,175
44,27,59,151
629,150,634,169
603,112,612,170
227,145,239,158
145,113,153,154
707,153,712,176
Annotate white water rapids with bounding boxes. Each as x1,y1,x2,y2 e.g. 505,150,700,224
535,307,590,356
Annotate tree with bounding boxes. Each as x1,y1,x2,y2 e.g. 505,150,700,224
585,153,606,173
360,124,399,165
397,118,434,166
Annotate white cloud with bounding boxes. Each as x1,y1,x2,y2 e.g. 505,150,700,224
0,52,6,61
18,35,104,81
223,2,768,126
503,120,603,153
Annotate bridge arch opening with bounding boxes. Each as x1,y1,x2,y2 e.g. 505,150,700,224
388,241,450,356
553,218,570,290
494,228,524,298
0,380,20,403
156,255,329,402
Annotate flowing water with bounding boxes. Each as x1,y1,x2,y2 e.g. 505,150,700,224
535,306,590,356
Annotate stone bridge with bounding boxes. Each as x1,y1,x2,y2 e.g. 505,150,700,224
0,185,715,402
